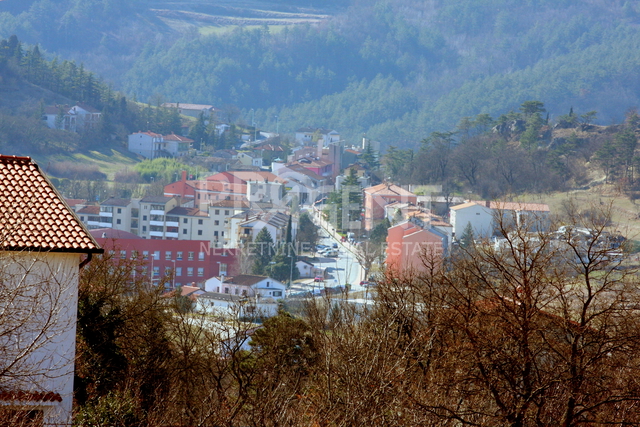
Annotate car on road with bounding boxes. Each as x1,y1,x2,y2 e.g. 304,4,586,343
332,242,338,248
325,250,338,257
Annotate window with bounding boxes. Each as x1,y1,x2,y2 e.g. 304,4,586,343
266,282,270,287
219,263,228,275
120,250,126,259
150,225,163,232
116,219,121,225
215,209,220,215
177,251,183,260
80,216,85,221
198,230,203,236
198,219,203,225
166,216,179,223
225,210,229,215
117,208,122,214
153,266,160,276
131,250,138,259
153,251,160,260
174,267,182,277
143,215,147,221
197,268,204,277
234,288,239,295
187,267,194,276
198,252,205,261
214,231,218,237
188,252,194,261
224,287,229,294
142,251,149,260
165,251,172,260
183,218,188,224
142,226,147,232
222,231,225,236
181,228,187,234
214,220,219,226
131,208,139,218
273,291,282,297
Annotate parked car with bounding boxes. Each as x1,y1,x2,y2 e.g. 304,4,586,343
314,276,324,282
325,250,338,257
332,243,338,248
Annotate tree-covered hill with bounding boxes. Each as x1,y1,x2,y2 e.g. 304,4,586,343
3,0,640,148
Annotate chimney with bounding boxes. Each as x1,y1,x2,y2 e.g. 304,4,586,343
182,170,187,182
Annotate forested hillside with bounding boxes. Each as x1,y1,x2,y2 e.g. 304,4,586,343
3,0,640,148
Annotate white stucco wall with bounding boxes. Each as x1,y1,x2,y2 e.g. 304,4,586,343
0,251,80,426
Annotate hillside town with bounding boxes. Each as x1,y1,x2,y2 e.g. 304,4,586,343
46,101,598,321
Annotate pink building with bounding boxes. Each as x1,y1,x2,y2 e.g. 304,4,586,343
364,183,417,231
386,221,445,275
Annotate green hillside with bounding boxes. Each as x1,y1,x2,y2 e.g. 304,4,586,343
3,0,640,149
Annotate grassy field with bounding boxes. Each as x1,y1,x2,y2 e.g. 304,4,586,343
36,145,140,181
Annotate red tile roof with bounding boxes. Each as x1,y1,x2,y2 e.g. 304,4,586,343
163,133,194,142
0,390,62,402
0,155,102,253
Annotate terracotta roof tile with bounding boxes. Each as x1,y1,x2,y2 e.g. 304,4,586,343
0,155,102,253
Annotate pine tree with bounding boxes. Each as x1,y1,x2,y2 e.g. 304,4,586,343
252,227,275,275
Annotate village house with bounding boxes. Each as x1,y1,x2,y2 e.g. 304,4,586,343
161,102,219,120
204,274,286,300
363,183,417,231
450,200,551,240
0,155,102,425
127,132,193,159
42,102,102,133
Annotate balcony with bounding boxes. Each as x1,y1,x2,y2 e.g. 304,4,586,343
150,220,165,227
166,221,179,227
98,222,114,228
99,211,113,217
166,232,179,239
150,209,165,216
149,231,164,237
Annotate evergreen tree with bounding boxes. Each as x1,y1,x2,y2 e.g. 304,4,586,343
252,227,275,275
459,222,475,248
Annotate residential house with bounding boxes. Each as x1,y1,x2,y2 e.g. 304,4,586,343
449,201,494,239
237,151,264,168
363,183,417,231
162,133,193,157
43,103,102,133
127,131,164,159
272,162,329,204
162,103,219,120
233,211,293,248
449,200,551,240
0,155,102,425
196,292,279,318
252,143,285,163
295,127,340,146
204,275,286,300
